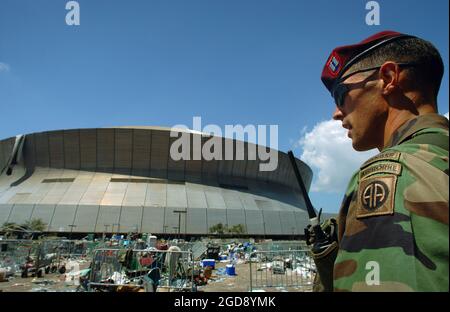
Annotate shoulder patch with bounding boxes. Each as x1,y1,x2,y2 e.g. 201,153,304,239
359,162,402,180
356,175,397,219
361,151,401,169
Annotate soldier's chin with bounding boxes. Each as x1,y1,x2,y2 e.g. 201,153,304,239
352,139,372,152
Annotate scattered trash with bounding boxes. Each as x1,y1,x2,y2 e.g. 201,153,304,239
215,268,226,276
31,287,54,292
11,283,26,287
1,237,313,292
206,243,220,260
31,278,56,285
272,259,285,274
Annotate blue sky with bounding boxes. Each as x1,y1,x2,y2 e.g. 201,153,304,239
0,0,448,213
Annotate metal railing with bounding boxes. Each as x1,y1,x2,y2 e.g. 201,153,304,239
254,240,308,252
87,248,196,292
0,239,34,276
249,249,316,292
1,238,99,278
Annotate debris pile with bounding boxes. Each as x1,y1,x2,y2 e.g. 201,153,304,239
1,235,315,292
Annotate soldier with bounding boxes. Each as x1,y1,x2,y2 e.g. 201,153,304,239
313,31,449,291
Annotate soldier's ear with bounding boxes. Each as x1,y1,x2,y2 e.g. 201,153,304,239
380,62,400,95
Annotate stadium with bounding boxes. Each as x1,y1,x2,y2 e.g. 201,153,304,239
0,127,324,238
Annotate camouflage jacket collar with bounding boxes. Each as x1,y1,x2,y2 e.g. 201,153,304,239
384,113,449,149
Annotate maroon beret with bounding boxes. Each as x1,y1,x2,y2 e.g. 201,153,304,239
321,30,416,93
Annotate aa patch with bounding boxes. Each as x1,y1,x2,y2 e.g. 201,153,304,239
359,162,402,180
357,175,397,218
361,151,401,169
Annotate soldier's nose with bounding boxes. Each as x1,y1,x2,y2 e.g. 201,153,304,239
332,106,344,121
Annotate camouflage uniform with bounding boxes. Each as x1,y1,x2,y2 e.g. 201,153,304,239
334,113,449,291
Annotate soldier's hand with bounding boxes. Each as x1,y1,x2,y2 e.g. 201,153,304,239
320,218,338,243
305,218,339,292
304,218,338,246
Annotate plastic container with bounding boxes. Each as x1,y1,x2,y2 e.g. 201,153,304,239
225,264,236,276
202,259,215,269
147,235,157,248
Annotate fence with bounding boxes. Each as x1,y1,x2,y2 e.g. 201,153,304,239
0,238,97,278
0,239,34,276
254,240,308,252
87,248,196,292
249,249,316,292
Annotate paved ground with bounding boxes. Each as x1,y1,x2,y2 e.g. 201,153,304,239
0,260,91,292
0,272,83,292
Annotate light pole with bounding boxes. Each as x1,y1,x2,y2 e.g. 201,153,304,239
133,224,138,236
68,224,77,238
263,221,266,240
68,224,77,256
103,224,110,241
173,210,187,240
112,223,120,239
172,226,178,241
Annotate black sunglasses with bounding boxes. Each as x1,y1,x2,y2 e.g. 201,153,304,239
332,62,417,108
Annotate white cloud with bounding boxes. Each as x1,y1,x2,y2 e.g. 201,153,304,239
444,112,449,119
0,62,10,73
298,119,377,193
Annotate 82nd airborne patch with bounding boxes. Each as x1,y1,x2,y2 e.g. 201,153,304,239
359,162,402,180
360,151,401,169
356,175,397,218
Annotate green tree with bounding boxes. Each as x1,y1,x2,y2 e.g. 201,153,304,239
228,224,246,235
22,218,47,232
1,222,16,230
1,222,31,238
209,223,227,235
